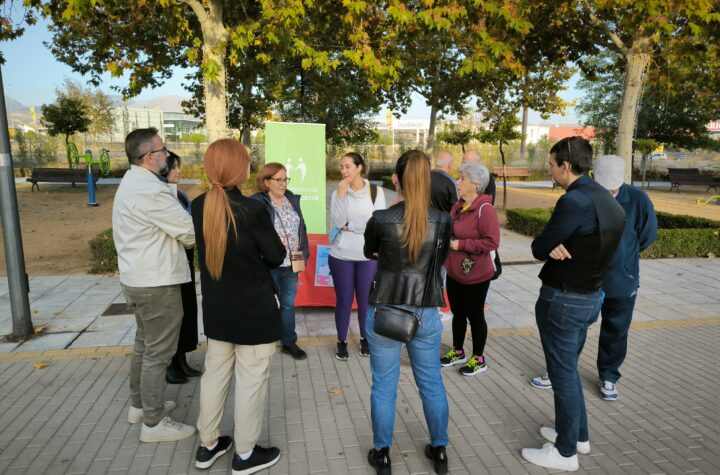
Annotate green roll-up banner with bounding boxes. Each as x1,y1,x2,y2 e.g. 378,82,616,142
264,122,326,234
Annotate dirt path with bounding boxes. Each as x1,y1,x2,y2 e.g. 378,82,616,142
1,182,718,276
0,183,204,275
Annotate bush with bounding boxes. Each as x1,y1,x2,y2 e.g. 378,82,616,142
88,228,118,274
381,176,394,189
505,208,720,259
641,228,720,258
506,208,553,237
655,211,720,229
89,228,200,274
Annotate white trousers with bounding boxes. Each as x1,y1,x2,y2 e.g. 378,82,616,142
197,338,276,453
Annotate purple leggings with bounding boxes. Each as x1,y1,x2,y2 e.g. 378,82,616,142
328,255,377,341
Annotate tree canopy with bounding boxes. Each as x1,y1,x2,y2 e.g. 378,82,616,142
41,93,90,145
578,0,720,178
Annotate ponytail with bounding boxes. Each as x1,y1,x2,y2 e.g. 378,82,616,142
202,139,250,280
396,150,430,264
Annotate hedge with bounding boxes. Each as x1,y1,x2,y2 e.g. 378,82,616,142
89,228,199,274
506,208,720,259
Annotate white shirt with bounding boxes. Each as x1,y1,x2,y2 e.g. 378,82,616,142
330,179,386,261
112,165,195,287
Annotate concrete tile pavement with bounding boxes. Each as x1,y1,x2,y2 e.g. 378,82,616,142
0,319,718,474
1,239,718,352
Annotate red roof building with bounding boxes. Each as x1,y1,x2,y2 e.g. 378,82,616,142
547,125,596,141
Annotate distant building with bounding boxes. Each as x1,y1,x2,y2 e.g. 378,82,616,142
514,124,550,144
547,124,596,141
377,118,431,145
109,106,164,143
707,120,720,139
108,106,206,142
163,111,204,141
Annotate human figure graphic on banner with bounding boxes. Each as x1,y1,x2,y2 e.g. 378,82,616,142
296,157,307,182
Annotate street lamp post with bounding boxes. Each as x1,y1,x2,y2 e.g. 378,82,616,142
0,65,33,338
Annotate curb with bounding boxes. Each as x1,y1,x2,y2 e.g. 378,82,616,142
1,317,718,362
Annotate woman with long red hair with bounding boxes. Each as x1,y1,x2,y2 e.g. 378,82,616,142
191,139,286,473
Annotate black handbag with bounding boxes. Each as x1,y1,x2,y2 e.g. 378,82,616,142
373,225,441,343
491,249,502,280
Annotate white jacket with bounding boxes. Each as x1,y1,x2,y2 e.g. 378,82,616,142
112,165,195,287
330,179,386,261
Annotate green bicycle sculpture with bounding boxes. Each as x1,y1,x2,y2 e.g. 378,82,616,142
66,142,111,176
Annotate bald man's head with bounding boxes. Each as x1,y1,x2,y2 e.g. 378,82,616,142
463,150,482,164
435,150,454,171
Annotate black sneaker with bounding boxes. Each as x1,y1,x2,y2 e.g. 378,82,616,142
336,341,349,361
368,447,391,475
360,338,370,357
231,445,281,475
424,444,448,474
281,342,307,360
195,435,233,469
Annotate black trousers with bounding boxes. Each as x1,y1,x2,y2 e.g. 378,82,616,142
446,276,491,356
176,248,199,354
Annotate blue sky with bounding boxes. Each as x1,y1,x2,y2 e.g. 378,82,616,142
2,19,579,123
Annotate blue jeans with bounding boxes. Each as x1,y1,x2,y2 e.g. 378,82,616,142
597,293,637,383
366,305,449,449
535,285,602,457
270,266,299,346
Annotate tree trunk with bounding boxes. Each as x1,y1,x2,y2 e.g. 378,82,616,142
499,141,507,209
426,104,438,151
187,0,229,143
241,75,253,146
616,46,651,183
519,105,528,162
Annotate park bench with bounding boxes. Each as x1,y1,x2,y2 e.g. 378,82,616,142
27,167,100,192
491,166,530,179
667,168,720,193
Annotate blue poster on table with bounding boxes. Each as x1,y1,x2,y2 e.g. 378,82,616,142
314,245,334,287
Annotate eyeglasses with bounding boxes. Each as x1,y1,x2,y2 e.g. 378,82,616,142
268,178,291,184
148,147,169,156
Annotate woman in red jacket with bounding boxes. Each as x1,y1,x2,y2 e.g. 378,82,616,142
441,162,500,376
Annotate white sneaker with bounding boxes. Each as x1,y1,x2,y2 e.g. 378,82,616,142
599,380,619,401
128,401,177,424
140,416,196,442
530,374,552,389
539,426,590,454
522,443,579,472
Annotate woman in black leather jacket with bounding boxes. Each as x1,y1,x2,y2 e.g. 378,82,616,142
363,150,452,475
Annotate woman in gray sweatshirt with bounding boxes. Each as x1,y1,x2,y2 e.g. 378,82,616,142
329,152,386,360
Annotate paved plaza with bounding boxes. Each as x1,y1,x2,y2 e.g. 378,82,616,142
1,182,719,474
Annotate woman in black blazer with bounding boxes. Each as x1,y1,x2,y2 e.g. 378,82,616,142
162,151,201,384
191,139,286,474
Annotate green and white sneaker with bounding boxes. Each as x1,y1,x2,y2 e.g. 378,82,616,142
440,348,467,367
459,355,487,376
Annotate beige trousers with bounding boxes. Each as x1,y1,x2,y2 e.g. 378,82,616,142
197,338,276,453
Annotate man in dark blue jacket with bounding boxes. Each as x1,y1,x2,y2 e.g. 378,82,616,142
531,155,657,402
522,137,625,472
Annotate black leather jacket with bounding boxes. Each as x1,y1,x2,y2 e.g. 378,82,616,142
364,203,451,307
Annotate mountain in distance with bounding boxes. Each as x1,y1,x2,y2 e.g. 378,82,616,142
125,95,190,112
4,95,27,113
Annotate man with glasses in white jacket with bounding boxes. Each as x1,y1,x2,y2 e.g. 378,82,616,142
113,127,196,442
